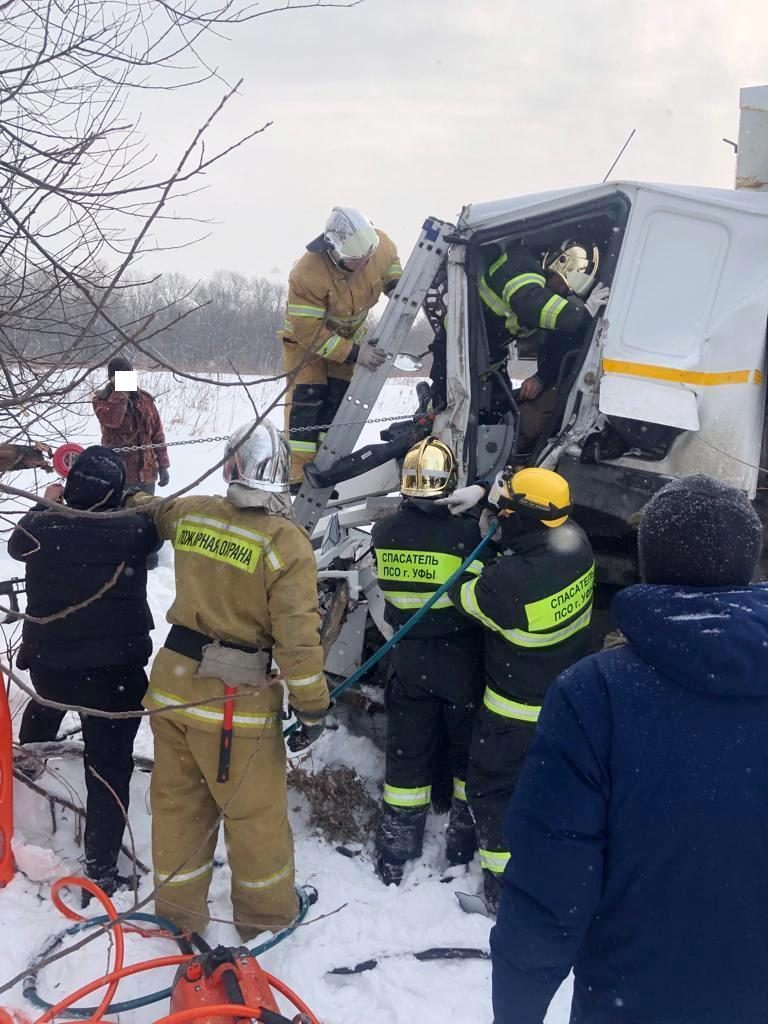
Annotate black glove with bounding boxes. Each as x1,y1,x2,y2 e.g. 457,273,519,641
158,467,170,488
286,719,325,754
286,704,329,754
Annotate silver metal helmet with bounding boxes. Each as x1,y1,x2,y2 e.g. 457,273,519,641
324,207,379,265
543,240,600,297
223,419,290,493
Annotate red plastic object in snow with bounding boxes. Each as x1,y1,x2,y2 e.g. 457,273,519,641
52,443,84,478
0,668,14,887
169,947,284,1024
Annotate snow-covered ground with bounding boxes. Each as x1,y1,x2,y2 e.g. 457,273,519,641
0,371,572,1023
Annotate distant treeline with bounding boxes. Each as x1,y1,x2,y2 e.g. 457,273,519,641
5,268,433,375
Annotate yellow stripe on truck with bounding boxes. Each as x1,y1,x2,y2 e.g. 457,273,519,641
602,359,759,386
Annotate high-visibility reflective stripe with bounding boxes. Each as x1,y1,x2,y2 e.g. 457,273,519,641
287,304,325,318
539,294,569,330
479,849,511,874
383,783,432,808
488,252,508,277
508,606,593,648
318,334,345,358
287,672,325,689
504,311,522,335
328,313,367,329
602,359,758,387
479,275,508,318
453,777,467,801
458,577,503,632
383,591,453,610
265,547,284,572
525,564,595,631
483,686,541,723
458,578,592,648
467,559,484,576
156,861,214,887
289,439,318,453
376,549,464,585
147,689,275,729
385,260,403,278
501,273,546,304
235,861,293,890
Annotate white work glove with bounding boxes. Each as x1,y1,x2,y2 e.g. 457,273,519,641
435,483,487,515
356,339,387,371
585,282,610,318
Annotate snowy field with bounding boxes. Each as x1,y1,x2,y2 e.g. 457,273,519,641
0,371,572,1023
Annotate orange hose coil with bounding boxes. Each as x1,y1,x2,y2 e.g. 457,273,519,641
7,877,323,1024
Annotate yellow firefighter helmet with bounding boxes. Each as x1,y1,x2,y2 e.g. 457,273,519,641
497,467,572,528
400,437,457,499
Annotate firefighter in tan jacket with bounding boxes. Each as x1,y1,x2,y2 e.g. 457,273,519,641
282,206,402,485
130,419,329,940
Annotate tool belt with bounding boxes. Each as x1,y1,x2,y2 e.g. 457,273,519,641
165,625,274,690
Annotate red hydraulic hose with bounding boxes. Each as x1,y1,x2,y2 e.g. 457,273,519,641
41,877,126,1024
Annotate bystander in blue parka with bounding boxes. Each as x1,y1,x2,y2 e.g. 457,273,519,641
491,474,768,1024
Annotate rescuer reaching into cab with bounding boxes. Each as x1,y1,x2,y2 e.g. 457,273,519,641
128,418,330,940
449,467,595,913
282,207,402,489
479,241,609,451
371,438,486,886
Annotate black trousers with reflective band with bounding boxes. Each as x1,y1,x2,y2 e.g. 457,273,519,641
468,703,538,873
20,664,147,880
376,632,483,863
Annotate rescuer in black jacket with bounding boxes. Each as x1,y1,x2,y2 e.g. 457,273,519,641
450,466,594,913
480,241,609,450
371,438,486,886
9,446,158,899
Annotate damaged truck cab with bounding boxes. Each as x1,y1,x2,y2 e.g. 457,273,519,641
436,180,768,582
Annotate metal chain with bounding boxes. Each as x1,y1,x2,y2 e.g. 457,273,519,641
108,415,405,453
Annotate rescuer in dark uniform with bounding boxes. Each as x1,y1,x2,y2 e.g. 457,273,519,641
450,467,594,913
480,241,609,449
371,438,486,886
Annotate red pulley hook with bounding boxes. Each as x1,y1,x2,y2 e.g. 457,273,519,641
52,443,85,478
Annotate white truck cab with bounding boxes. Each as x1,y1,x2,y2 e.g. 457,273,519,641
435,180,768,580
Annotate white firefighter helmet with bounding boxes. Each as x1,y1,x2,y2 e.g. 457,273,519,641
318,207,380,266
543,240,600,297
223,419,290,493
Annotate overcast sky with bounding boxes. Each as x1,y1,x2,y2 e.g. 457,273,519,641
136,0,768,282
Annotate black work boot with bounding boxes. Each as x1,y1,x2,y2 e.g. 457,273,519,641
445,798,477,866
482,869,502,917
81,865,136,907
375,853,406,887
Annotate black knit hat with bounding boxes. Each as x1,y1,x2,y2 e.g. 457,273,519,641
638,474,763,587
64,446,126,510
107,355,133,376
